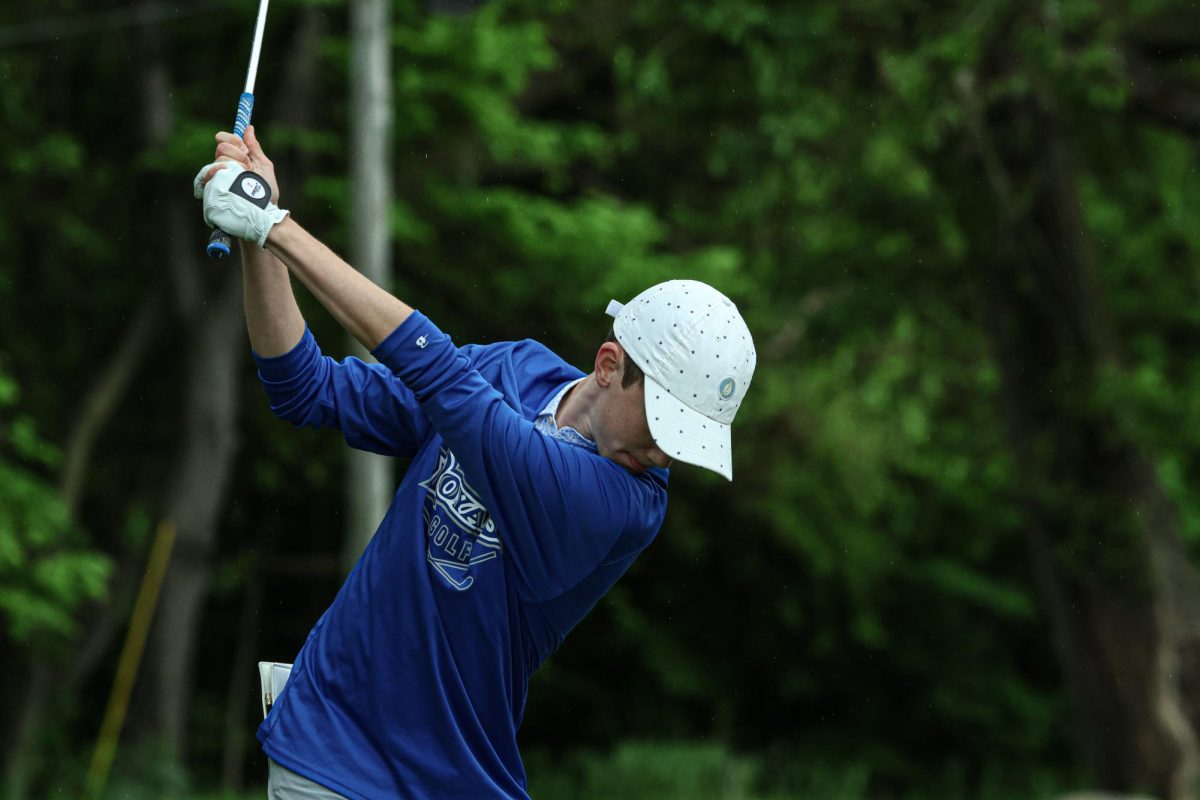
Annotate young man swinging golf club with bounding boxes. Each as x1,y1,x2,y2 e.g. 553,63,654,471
195,128,756,800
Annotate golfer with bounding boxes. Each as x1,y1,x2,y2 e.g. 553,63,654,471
195,128,756,800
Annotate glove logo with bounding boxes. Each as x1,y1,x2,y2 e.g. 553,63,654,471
241,177,267,200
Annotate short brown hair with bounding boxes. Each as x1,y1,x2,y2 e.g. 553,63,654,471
605,328,645,389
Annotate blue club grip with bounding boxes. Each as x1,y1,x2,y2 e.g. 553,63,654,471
233,92,254,137
206,92,256,260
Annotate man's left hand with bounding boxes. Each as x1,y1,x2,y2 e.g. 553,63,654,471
193,161,289,249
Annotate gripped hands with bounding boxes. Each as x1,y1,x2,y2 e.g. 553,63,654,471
207,125,281,203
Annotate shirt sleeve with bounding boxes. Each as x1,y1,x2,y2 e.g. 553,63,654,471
372,312,667,602
254,326,431,457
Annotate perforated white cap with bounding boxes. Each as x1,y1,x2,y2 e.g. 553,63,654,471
607,280,756,480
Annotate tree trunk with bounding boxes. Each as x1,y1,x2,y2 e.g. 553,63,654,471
61,285,168,518
343,0,394,573
122,0,247,763
965,85,1200,799
1,659,51,800
129,266,244,759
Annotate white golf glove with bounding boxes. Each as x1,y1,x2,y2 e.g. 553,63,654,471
193,162,288,249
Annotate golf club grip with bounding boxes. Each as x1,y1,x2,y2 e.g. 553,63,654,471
205,92,256,261
233,92,254,138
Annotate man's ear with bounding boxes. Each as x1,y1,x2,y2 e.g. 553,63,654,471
594,342,624,388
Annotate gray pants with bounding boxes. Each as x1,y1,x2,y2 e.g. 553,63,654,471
268,759,350,800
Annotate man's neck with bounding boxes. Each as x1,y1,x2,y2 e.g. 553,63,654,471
554,375,597,440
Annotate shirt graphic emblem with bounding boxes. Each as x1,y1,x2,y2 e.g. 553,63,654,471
418,448,500,590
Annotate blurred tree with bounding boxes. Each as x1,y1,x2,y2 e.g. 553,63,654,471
946,5,1200,795
342,0,395,573
122,0,246,772
970,92,1200,800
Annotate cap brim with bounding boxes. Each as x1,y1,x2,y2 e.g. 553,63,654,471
643,375,734,480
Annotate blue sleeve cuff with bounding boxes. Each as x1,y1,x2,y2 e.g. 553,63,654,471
252,326,319,382
371,311,464,399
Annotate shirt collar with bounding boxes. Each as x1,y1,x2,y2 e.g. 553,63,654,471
535,378,597,453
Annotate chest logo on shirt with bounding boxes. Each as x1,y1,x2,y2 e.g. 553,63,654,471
418,448,501,591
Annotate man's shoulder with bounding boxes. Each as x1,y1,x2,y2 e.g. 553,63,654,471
461,337,568,366
463,339,579,379
460,339,584,413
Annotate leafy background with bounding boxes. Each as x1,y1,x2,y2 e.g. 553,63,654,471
2,0,1200,798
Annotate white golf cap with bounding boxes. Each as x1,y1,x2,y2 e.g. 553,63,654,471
606,279,756,480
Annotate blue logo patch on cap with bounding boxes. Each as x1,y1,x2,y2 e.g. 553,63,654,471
718,377,736,400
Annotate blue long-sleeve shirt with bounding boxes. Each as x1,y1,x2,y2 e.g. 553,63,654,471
255,311,669,799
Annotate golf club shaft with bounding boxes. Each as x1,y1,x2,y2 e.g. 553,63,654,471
206,0,271,260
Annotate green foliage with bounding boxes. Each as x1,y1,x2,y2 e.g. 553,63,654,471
0,361,110,644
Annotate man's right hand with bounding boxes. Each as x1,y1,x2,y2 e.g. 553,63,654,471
214,125,281,204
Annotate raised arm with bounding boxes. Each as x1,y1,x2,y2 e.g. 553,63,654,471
211,126,304,356
200,127,410,353
242,246,305,356
265,217,413,350
201,129,426,454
